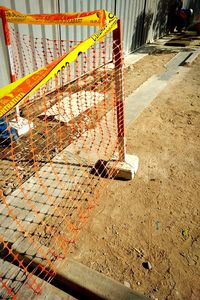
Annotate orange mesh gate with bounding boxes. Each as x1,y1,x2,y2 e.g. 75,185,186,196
0,7,125,298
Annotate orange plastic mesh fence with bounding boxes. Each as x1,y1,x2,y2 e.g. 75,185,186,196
0,21,125,298
9,24,110,85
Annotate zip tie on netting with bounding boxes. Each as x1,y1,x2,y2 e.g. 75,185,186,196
0,6,125,298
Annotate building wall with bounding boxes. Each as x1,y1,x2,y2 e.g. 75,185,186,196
0,0,170,88
183,0,200,10
0,0,60,88
145,0,169,43
115,0,146,53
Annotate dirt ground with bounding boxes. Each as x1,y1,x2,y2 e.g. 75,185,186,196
124,51,175,97
68,55,200,300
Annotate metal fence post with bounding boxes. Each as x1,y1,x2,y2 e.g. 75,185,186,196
113,19,126,162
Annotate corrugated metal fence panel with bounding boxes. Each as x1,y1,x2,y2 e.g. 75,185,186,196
0,16,10,88
12,0,59,82
0,0,175,89
116,0,146,54
183,0,200,11
0,0,115,88
144,0,157,43
0,0,13,88
145,0,169,43
0,0,60,88
58,0,115,81
59,0,115,42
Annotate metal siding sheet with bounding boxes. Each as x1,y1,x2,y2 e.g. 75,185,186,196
0,0,60,88
0,21,10,87
183,0,190,7
116,0,146,54
183,0,200,10
59,0,115,78
59,0,115,43
116,0,170,54
153,0,168,40
0,0,177,89
0,0,12,87
144,0,155,43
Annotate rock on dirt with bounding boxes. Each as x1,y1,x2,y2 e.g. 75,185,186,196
3,187,12,196
124,281,131,288
142,261,152,270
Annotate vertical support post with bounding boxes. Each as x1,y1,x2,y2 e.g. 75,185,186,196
113,19,126,162
0,9,20,119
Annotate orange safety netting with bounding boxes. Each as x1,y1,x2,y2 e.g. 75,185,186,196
0,9,125,298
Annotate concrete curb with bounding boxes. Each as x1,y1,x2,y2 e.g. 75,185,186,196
184,49,200,65
0,241,149,300
57,259,149,300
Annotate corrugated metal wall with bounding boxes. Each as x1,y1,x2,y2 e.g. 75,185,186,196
145,0,169,42
183,0,200,10
115,0,146,53
0,0,60,88
0,0,170,88
59,0,115,42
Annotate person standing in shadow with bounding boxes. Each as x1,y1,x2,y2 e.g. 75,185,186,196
168,0,183,33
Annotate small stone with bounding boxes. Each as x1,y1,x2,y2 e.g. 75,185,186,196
105,226,109,233
137,281,141,286
3,187,12,196
142,261,152,270
133,247,141,254
17,166,23,171
150,296,158,300
124,281,131,288
150,178,156,182
180,251,186,257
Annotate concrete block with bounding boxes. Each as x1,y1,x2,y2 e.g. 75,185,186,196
106,154,139,180
56,258,149,300
184,50,200,65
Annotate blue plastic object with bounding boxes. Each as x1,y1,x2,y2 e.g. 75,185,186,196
0,116,18,146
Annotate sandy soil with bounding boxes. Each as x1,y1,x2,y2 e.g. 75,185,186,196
69,55,200,299
124,51,175,97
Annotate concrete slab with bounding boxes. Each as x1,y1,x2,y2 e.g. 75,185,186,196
55,258,149,300
1,242,148,300
184,49,200,65
125,51,191,127
106,154,139,180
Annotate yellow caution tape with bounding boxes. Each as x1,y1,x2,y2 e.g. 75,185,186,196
0,6,108,27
